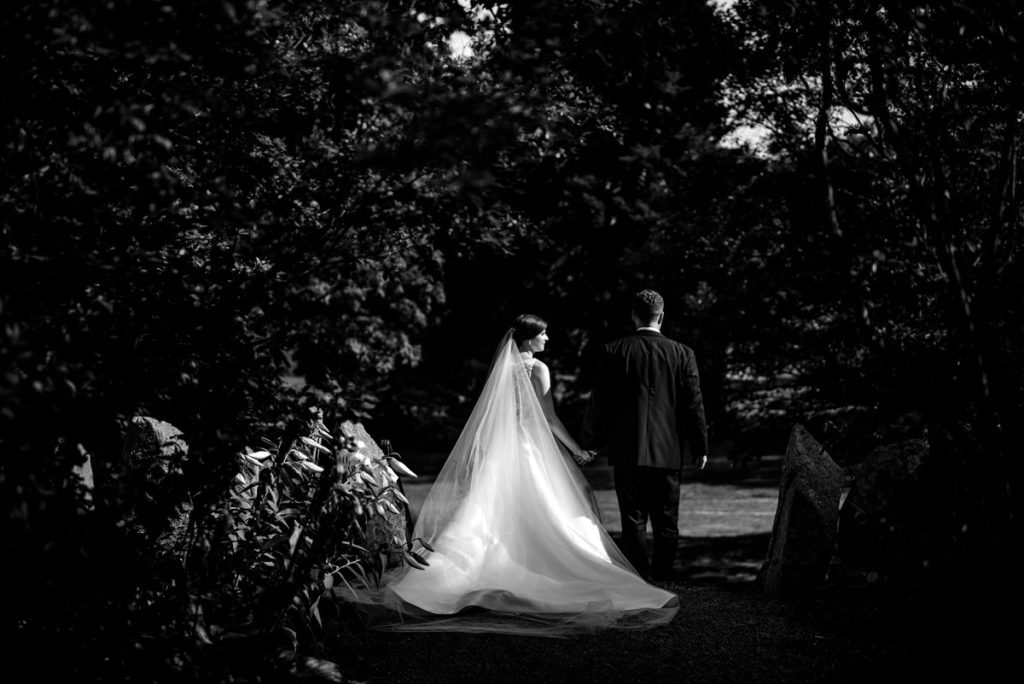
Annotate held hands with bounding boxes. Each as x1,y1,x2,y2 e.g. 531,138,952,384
698,454,708,470
572,448,597,466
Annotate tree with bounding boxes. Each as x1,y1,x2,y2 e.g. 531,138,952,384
0,0,540,677
722,0,1024,584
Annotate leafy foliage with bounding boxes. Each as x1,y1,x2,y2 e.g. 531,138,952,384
2,0,473,679
177,413,425,678
3,0,1024,677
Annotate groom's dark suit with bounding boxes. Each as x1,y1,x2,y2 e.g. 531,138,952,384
582,329,709,578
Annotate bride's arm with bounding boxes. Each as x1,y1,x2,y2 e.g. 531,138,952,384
530,361,589,460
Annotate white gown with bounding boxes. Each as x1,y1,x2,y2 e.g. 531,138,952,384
346,331,678,635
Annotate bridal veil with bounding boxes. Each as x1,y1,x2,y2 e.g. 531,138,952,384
343,330,678,635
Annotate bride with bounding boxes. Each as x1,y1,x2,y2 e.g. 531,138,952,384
346,315,679,635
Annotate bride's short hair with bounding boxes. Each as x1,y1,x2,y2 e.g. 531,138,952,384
511,314,547,344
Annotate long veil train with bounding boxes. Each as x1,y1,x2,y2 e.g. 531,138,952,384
343,330,678,635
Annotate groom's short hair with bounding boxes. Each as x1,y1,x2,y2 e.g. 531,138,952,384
633,289,664,322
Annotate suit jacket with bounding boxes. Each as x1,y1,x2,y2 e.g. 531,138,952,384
582,330,708,469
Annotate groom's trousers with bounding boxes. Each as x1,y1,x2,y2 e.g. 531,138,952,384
613,466,680,579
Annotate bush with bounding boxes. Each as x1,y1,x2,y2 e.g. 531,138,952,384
4,408,424,683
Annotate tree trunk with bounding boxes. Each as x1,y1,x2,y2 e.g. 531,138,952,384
817,1,879,348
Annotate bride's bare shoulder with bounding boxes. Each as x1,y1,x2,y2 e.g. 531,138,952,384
530,358,551,381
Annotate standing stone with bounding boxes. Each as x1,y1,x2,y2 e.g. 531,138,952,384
69,441,95,502
122,416,191,540
340,421,412,558
761,424,845,599
124,416,189,477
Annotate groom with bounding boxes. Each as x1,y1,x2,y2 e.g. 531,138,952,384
582,289,709,581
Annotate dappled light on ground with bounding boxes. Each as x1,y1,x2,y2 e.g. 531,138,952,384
402,464,778,587
403,470,779,538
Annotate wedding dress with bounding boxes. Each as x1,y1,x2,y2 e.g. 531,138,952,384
344,330,678,635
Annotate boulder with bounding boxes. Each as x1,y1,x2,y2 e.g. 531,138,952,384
340,421,412,558
837,438,928,568
761,424,845,599
124,416,189,475
121,416,191,538
63,418,189,510
70,442,95,501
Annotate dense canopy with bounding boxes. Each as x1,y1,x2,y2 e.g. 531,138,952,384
2,1,1021,680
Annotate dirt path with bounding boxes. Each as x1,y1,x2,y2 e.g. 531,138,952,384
326,554,1013,683
323,459,1013,682
325,563,1010,683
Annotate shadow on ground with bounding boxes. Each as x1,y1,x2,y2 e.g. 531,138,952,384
332,453,1015,682
675,533,770,584
600,532,770,586
326,512,1019,684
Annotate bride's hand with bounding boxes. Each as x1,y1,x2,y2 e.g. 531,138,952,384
573,449,596,466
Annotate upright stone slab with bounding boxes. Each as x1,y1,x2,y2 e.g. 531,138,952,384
71,443,95,501
121,416,192,542
761,424,844,599
340,421,411,557
124,416,189,476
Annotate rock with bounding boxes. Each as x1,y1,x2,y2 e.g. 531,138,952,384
837,438,928,569
291,655,345,683
761,424,845,600
71,442,95,493
124,416,189,475
121,416,191,538
340,421,411,559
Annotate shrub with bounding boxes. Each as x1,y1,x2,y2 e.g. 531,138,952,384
3,408,424,683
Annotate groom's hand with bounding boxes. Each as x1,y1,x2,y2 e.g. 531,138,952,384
699,454,708,470
572,448,596,466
